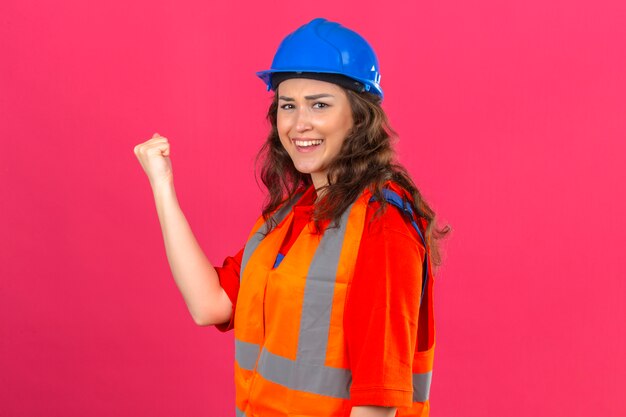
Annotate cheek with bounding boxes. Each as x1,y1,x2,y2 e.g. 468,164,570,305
333,118,353,150
342,112,354,133
330,108,353,137
276,116,285,134
276,116,289,141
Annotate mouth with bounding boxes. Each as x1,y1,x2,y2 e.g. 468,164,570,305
292,138,324,153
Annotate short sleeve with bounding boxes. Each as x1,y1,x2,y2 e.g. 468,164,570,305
344,200,426,407
214,247,244,332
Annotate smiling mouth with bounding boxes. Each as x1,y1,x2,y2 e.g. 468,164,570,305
292,139,324,147
291,138,324,153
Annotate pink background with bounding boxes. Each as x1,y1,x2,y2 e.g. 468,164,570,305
1,0,625,416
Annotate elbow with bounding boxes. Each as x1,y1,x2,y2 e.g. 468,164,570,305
192,315,212,327
190,308,230,327
191,310,216,327
189,290,233,327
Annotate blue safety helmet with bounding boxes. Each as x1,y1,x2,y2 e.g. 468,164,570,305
256,18,384,98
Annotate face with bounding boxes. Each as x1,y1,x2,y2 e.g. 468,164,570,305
276,78,354,190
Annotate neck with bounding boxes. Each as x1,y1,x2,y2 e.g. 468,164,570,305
310,172,329,201
310,172,329,190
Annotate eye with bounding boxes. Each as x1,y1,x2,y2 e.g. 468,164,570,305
280,103,295,110
313,102,329,109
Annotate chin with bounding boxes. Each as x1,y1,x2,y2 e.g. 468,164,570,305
293,164,320,175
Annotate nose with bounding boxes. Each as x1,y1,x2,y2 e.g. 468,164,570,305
295,107,313,133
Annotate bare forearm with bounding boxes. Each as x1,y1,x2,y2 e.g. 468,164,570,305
152,181,230,325
350,406,397,417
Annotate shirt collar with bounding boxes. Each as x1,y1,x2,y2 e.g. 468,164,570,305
294,184,317,209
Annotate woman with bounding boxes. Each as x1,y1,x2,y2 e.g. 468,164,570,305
134,17,448,417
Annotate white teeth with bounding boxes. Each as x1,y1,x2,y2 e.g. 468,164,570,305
294,139,323,147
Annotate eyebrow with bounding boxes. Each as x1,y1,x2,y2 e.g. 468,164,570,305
278,93,335,101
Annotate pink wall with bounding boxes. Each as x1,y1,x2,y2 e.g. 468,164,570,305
1,0,625,416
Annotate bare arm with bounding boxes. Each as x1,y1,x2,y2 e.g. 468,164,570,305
350,406,397,417
134,133,232,326
152,181,232,326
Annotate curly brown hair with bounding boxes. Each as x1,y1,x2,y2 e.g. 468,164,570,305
255,88,450,267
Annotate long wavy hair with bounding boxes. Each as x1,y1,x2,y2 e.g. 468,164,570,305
255,87,451,267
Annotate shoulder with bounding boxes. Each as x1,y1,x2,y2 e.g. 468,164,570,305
363,181,427,254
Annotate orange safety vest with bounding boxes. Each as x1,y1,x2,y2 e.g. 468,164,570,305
233,186,435,417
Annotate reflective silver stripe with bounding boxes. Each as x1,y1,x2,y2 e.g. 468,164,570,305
236,338,432,402
239,193,303,280
235,339,260,371
257,346,352,399
412,371,432,402
297,204,354,365
235,406,245,417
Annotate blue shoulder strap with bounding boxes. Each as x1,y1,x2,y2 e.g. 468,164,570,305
370,189,429,306
273,252,285,269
